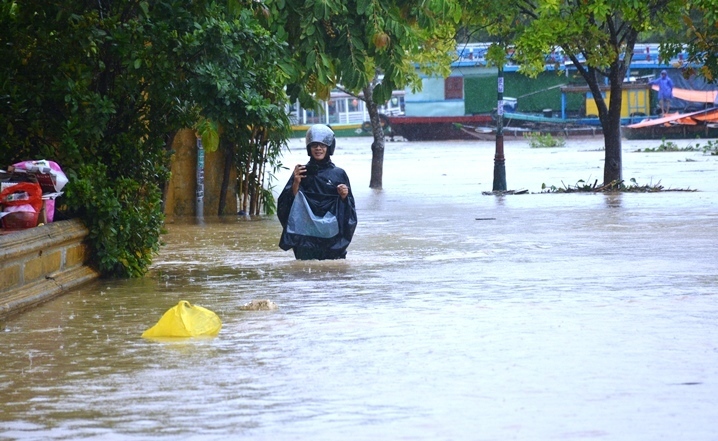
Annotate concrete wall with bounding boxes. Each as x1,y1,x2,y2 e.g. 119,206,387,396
0,219,99,320
164,128,238,218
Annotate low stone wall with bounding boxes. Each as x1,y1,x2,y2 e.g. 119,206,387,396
0,219,100,320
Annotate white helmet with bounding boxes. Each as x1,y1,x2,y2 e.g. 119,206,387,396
305,124,335,155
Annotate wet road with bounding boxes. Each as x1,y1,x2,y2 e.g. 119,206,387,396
1,136,717,440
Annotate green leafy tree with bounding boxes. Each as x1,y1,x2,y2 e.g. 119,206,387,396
1,0,188,276
0,0,290,276
267,0,461,189
183,4,291,215
462,0,683,185
662,1,718,81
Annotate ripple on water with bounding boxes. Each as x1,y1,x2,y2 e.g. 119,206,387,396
2,139,718,440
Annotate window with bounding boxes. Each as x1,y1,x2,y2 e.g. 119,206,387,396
445,77,463,100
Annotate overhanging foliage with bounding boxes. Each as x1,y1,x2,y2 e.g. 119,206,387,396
0,0,290,276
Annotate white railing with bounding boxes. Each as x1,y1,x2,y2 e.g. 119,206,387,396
290,91,404,126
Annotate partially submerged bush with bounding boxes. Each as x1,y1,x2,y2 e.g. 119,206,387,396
540,178,696,193
525,132,566,148
636,138,718,154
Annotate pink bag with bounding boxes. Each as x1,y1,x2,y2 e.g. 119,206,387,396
12,160,67,223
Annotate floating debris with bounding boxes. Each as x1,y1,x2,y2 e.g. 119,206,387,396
481,189,529,196
239,299,279,311
540,178,696,193
142,301,221,338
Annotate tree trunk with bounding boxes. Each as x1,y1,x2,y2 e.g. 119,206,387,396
568,28,637,186
363,85,385,189
573,66,624,185
218,139,233,215
602,75,624,185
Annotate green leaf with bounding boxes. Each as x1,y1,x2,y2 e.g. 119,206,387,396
357,0,370,15
202,129,220,153
313,0,328,19
320,53,332,69
350,36,365,51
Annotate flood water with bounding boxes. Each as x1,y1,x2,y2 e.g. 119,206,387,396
2,136,718,440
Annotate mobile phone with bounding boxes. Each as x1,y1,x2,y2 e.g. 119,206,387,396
305,164,319,176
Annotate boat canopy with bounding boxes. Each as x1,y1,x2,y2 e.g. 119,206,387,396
651,85,718,105
626,107,718,128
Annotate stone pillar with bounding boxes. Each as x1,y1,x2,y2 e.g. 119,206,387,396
164,129,237,218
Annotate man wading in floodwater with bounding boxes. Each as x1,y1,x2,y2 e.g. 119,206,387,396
277,124,357,260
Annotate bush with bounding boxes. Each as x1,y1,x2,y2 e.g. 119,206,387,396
1,1,289,277
525,132,566,148
63,164,165,277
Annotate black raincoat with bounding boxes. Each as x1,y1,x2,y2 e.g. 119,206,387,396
277,158,357,260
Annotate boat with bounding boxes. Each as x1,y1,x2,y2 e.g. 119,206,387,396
383,42,715,141
468,82,718,141
386,114,494,141
385,60,654,141
622,107,718,140
458,122,602,141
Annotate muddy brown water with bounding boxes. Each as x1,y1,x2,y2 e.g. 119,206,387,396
2,136,717,440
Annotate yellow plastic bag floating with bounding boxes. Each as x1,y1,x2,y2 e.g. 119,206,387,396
142,300,222,338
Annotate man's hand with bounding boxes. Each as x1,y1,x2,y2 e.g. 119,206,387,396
337,184,349,199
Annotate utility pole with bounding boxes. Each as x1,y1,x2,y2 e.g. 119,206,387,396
493,65,507,191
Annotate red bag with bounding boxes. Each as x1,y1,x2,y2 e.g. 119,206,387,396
1,182,43,213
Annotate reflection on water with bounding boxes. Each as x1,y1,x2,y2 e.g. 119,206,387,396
2,138,718,440
604,193,622,208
